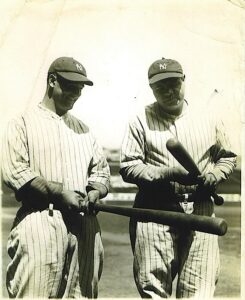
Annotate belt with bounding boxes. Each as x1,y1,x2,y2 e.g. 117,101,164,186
175,193,195,202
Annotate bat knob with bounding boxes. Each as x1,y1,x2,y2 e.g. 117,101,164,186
212,193,224,206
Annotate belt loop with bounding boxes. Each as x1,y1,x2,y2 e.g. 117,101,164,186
184,193,188,202
180,193,194,214
49,203,54,216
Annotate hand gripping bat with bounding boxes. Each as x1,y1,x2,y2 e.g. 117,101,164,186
93,203,227,235
166,138,224,205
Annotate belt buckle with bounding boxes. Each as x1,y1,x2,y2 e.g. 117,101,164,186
49,203,54,216
180,193,194,214
183,193,188,208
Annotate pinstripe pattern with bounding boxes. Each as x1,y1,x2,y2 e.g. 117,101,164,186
2,103,109,298
6,210,103,298
176,230,220,298
121,101,235,298
2,104,109,193
121,102,235,195
7,210,68,297
130,221,219,298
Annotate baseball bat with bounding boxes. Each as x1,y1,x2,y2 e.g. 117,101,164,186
166,138,224,205
93,203,227,236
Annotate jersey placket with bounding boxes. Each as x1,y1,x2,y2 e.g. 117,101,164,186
57,117,69,190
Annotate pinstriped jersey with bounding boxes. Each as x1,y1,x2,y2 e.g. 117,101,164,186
2,104,110,195
120,101,236,194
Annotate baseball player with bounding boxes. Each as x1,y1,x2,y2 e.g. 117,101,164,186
120,58,237,298
2,57,110,298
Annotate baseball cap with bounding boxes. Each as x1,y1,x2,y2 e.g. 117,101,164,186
48,57,93,85
148,58,184,85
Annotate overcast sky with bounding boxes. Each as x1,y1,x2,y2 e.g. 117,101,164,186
0,0,244,153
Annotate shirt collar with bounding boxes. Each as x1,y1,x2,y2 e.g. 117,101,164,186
38,103,69,120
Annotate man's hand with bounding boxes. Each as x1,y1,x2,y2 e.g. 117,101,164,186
58,190,86,213
73,189,100,215
142,166,197,185
197,173,217,194
86,190,100,215
144,168,165,181
166,167,198,185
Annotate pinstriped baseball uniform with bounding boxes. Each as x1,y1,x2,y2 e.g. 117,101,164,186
2,103,110,298
120,101,236,298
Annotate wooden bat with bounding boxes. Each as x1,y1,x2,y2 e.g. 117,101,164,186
166,138,224,205
94,203,227,236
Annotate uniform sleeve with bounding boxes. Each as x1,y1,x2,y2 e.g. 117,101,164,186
87,136,110,198
120,116,164,185
1,116,39,191
209,117,237,182
120,117,146,168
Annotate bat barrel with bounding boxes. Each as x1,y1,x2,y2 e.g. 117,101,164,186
94,203,227,236
183,213,227,236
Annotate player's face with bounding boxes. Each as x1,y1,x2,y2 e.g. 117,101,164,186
151,77,185,115
52,75,85,115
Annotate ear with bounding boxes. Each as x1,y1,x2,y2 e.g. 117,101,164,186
48,73,57,88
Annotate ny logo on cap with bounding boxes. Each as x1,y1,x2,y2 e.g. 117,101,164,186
159,63,167,70
76,63,83,72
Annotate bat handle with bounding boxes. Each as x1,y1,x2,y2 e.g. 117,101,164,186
212,193,224,206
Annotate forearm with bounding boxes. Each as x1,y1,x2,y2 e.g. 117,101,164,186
88,138,110,197
16,177,91,214
120,163,198,187
212,117,237,182
16,176,63,208
86,182,108,199
210,156,237,183
120,164,167,185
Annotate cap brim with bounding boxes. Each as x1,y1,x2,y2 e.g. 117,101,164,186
57,71,93,86
149,72,183,84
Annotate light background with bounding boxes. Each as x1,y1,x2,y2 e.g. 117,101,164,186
0,0,244,298
0,0,244,152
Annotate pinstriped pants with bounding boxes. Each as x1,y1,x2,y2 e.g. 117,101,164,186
6,208,104,298
130,220,220,299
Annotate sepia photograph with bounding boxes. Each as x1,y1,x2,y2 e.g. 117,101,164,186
0,0,244,299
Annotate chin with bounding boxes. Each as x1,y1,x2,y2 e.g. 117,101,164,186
66,103,74,110
160,101,184,116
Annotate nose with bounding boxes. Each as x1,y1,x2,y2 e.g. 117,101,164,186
165,87,174,96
